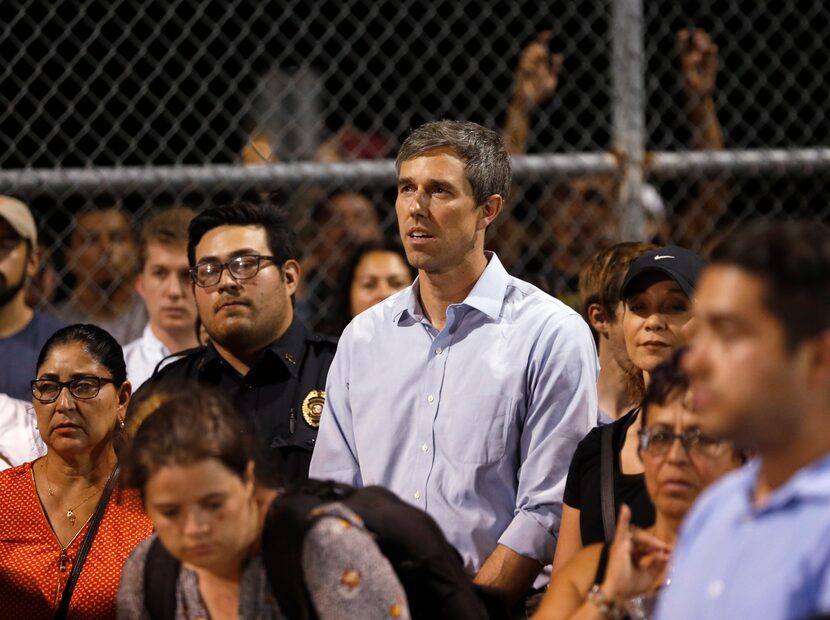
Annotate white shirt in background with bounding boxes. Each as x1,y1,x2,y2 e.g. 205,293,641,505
0,393,46,470
123,324,173,389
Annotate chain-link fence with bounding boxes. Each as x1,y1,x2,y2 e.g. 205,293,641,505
2,0,829,336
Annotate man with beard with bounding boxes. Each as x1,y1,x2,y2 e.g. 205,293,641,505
55,205,147,345
137,201,336,484
0,196,64,400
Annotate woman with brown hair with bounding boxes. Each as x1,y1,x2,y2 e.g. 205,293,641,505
117,386,412,620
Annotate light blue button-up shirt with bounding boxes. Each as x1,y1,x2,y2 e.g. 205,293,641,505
309,254,598,580
655,452,830,619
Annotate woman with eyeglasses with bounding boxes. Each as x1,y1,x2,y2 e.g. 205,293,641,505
532,350,745,619
0,324,152,619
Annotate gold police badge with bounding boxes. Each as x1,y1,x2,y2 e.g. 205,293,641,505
302,390,326,428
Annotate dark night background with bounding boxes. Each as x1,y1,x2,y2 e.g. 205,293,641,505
2,0,828,232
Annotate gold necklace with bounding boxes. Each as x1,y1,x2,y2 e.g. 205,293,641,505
43,456,106,526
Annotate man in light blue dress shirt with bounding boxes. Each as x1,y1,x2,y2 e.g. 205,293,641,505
310,120,598,607
655,220,830,619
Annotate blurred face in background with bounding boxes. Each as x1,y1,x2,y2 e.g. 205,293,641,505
349,250,413,317
0,219,34,306
542,176,619,277
623,274,693,373
319,193,381,266
136,242,198,335
69,208,136,287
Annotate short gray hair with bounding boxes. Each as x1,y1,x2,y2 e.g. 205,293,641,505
395,120,512,206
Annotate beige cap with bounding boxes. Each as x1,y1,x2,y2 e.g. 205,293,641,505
0,196,37,245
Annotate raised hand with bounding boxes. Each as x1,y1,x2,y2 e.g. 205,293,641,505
513,31,563,111
678,29,718,99
599,504,672,602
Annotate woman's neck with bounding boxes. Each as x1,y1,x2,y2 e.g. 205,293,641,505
46,446,117,487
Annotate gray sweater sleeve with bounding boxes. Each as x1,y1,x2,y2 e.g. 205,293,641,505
301,502,411,620
116,536,154,620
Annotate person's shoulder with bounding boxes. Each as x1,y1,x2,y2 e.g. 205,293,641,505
151,347,205,377
30,310,65,333
122,336,142,358
342,288,408,341
0,393,31,420
0,461,33,493
305,331,339,353
572,424,604,462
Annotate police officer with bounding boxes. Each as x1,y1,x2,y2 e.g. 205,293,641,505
137,201,336,484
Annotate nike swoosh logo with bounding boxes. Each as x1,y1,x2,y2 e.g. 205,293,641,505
653,255,675,260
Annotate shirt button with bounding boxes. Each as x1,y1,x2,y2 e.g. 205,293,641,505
413,490,421,499
421,443,428,452
435,347,443,355
427,394,434,403
706,579,724,599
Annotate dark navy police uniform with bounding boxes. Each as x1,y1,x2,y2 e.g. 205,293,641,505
137,317,337,484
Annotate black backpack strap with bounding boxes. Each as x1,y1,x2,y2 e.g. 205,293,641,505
143,537,181,620
600,423,616,542
54,466,120,620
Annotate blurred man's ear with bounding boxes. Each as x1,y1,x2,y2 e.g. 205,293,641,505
26,243,42,279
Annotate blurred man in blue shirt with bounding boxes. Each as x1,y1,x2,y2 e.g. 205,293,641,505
655,220,830,619
310,120,598,608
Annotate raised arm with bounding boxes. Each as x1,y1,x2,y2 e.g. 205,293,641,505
674,29,729,249
503,31,563,156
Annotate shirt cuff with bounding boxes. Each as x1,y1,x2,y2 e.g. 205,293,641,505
497,509,556,564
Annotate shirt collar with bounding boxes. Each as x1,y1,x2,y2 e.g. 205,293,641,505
392,252,508,324
141,324,171,356
744,451,830,514
199,317,308,378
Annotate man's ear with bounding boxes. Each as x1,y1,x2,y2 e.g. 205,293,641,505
586,303,611,338
134,272,146,300
281,259,301,296
26,243,42,279
477,194,503,231
805,329,830,387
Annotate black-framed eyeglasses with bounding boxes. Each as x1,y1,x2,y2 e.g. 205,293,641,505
31,376,119,403
189,254,277,288
638,427,725,457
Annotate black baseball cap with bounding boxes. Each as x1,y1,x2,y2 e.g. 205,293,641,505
620,245,705,300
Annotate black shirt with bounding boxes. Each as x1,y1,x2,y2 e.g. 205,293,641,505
563,409,655,545
136,317,337,485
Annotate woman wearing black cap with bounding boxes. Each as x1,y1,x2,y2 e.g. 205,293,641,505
551,246,705,577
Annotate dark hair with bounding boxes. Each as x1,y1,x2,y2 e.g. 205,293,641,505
395,120,512,206
640,348,689,427
578,241,658,343
325,238,416,335
138,206,196,270
123,386,252,495
36,323,127,386
709,219,830,350
187,201,297,267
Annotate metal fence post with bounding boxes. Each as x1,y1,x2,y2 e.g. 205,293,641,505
611,0,646,241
